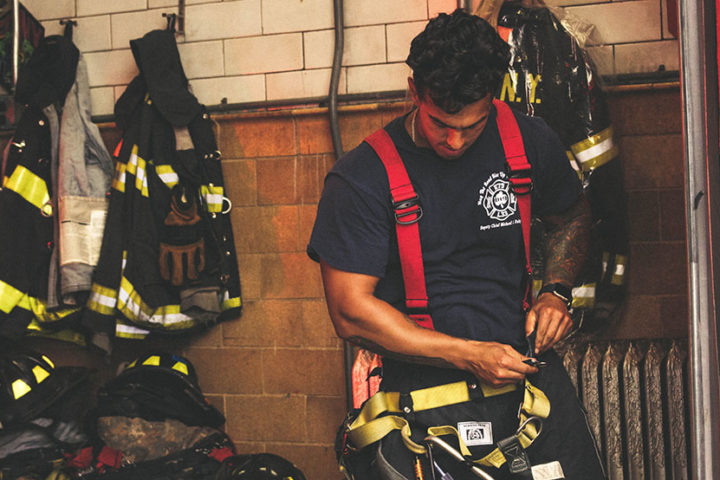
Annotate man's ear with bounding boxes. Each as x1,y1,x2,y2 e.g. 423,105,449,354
408,77,420,106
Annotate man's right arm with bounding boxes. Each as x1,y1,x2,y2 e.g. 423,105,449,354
320,260,537,386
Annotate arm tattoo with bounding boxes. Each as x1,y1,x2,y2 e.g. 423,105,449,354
542,196,591,286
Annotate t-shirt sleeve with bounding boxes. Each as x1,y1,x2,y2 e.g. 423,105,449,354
526,116,583,216
307,150,393,278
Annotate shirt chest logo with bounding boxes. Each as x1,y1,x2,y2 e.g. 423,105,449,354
478,172,517,222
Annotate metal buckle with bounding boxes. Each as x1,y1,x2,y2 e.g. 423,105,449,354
393,195,423,225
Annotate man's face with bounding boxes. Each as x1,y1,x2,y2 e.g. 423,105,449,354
410,80,493,160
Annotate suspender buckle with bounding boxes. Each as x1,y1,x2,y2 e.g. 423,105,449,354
392,195,423,225
506,164,533,195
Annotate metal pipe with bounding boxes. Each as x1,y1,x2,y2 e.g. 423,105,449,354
329,0,354,410
12,0,18,88
678,0,720,477
458,0,473,13
329,0,344,159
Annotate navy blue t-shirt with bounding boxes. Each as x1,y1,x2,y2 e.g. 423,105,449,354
307,105,581,389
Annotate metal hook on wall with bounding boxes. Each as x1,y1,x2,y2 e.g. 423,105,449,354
162,0,185,35
59,18,77,41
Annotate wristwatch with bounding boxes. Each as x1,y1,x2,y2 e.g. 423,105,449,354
538,283,573,310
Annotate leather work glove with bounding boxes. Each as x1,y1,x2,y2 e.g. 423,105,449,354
158,185,205,286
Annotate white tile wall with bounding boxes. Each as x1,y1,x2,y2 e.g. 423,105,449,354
347,62,411,94
85,49,138,87
303,30,334,69
149,0,216,7
77,0,146,17
189,74,266,105
304,25,387,69
262,0,334,34
267,67,346,100
344,0,428,27
587,45,614,76
343,26,386,65
386,21,425,63
178,41,225,78
24,0,675,111
74,16,112,53
89,86,115,117
615,40,679,74
566,0,662,45
23,0,74,20
185,0,262,42
427,0,459,18
111,9,174,49
225,33,303,75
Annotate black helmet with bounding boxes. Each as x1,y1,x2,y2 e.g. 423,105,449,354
0,339,87,427
97,352,225,428
216,454,307,480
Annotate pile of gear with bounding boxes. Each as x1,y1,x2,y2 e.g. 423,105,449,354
0,342,306,480
0,337,92,479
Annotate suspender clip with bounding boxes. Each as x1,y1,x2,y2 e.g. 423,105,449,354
393,195,423,225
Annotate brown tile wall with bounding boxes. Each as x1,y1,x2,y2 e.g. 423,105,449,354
24,87,686,478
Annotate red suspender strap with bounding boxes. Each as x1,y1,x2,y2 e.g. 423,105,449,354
365,129,435,330
493,99,534,310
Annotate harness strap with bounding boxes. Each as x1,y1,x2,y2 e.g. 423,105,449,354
494,99,534,310
346,379,550,470
364,102,535,329
365,129,433,329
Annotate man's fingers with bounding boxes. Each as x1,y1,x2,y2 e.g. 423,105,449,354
525,309,537,337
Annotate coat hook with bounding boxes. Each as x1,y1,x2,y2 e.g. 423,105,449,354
59,18,77,41
162,12,177,33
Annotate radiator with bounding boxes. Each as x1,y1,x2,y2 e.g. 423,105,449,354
558,339,690,480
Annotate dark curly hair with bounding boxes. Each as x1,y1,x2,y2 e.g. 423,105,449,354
406,9,510,113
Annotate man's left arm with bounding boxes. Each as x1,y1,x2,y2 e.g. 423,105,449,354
526,194,591,353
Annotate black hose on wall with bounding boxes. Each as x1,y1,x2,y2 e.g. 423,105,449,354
329,0,344,159
329,0,356,410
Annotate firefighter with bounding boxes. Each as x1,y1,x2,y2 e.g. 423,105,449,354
308,10,605,479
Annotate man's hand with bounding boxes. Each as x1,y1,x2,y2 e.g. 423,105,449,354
525,293,573,354
458,340,538,386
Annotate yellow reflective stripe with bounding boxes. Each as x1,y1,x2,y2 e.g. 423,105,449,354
112,161,127,192
143,355,161,366
612,253,627,285
222,296,242,311
570,127,619,171
87,283,118,316
0,279,25,314
117,276,196,330
115,329,148,339
125,145,149,197
26,297,81,323
572,283,596,309
531,279,543,299
4,165,52,215
156,164,179,188
200,184,224,212
12,379,31,399
172,361,189,376
33,365,50,383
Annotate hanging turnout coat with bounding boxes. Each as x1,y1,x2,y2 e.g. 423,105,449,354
0,34,110,344
82,30,242,349
496,3,629,327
